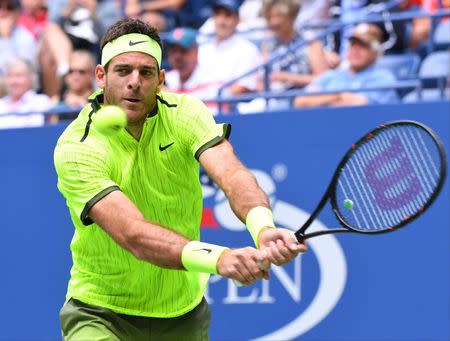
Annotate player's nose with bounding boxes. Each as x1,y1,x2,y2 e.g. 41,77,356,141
127,70,141,90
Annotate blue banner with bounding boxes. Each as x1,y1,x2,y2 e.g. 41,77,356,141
1,101,449,340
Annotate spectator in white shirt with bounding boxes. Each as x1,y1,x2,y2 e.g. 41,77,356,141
198,0,261,97
0,57,53,129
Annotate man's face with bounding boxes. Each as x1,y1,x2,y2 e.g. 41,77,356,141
20,0,45,12
6,62,33,101
95,52,165,126
213,7,239,41
168,44,198,78
347,37,379,72
66,56,95,93
0,0,18,18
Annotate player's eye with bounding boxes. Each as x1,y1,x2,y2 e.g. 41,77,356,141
140,69,155,77
115,67,131,75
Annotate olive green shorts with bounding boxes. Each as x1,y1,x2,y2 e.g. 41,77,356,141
60,297,211,341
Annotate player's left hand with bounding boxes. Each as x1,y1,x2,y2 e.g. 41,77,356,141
258,227,307,266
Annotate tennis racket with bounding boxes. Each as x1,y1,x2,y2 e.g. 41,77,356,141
295,120,447,241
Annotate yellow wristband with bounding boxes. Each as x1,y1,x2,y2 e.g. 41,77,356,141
181,241,228,274
246,206,275,248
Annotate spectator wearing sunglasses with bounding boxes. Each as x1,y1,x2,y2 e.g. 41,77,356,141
60,49,96,108
51,49,96,122
294,23,399,108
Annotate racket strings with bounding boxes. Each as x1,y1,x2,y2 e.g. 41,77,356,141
335,125,442,231
369,132,422,220
343,139,405,228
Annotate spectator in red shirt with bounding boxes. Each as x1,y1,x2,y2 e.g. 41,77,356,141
16,0,73,100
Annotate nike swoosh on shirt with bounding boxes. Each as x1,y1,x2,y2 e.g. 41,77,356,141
193,248,212,254
129,40,147,46
159,142,174,151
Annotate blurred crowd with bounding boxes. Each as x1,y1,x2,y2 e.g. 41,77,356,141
0,0,449,128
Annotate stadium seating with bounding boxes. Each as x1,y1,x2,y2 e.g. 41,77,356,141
403,47,449,102
433,20,450,49
376,53,421,80
403,88,450,102
419,50,450,79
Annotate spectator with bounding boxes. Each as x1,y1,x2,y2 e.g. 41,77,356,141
403,0,450,50
164,27,220,113
124,0,186,32
0,0,37,75
294,23,399,108
260,0,329,89
259,0,329,108
198,0,261,98
17,0,47,39
59,0,103,52
17,0,73,99
60,49,96,108
294,0,333,39
335,0,414,56
48,0,122,35
0,58,52,129
293,0,341,69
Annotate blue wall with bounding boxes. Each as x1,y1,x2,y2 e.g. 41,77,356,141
1,101,449,340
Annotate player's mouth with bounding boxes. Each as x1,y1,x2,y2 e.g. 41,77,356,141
123,98,141,104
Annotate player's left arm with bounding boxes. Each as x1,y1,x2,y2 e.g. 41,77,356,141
199,139,306,265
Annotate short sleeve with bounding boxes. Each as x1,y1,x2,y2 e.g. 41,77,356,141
175,95,231,160
361,69,400,104
54,138,119,225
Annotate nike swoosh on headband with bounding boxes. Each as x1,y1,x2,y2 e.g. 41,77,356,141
129,40,147,46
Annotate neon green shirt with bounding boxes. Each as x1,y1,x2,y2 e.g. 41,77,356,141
54,89,230,317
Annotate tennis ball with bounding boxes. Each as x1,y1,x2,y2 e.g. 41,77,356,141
93,105,127,136
343,199,354,210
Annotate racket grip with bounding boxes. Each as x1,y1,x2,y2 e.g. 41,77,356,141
232,260,265,286
295,231,306,242
233,279,243,287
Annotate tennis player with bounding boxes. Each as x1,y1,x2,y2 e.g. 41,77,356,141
54,18,306,340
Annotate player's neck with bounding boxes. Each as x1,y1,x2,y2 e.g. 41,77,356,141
126,122,144,141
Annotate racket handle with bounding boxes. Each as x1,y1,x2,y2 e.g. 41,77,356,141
232,260,266,286
233,279,243,287
295,231,306,242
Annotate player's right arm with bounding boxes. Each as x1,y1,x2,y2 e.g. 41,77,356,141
88,190,269,285
54,130,268,285
89,190,189,268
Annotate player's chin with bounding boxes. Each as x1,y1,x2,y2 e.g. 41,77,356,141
125,110,143,124
122,105,146,121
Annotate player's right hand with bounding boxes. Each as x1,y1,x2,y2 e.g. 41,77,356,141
217,247,269,286
258,227,307,266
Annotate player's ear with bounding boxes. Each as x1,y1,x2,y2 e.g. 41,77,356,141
95,64,106,89
157,68,165,92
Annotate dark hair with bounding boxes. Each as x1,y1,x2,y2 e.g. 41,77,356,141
100,18,163,56
373,22,390,43
0,0,21,10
